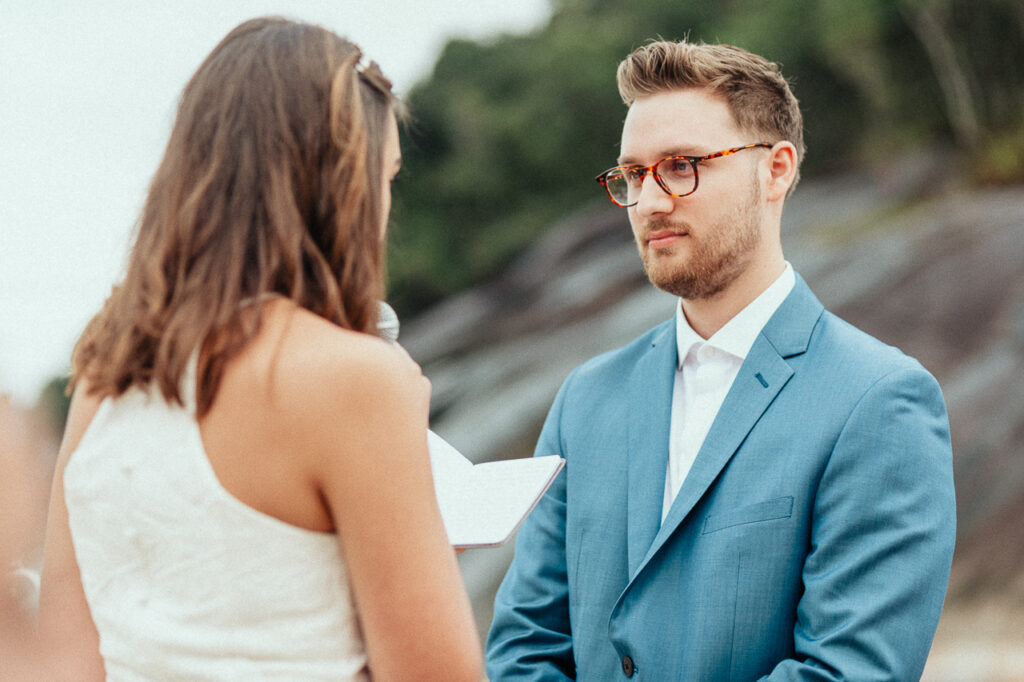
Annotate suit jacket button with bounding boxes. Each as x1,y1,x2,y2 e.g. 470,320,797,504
621,655,635,677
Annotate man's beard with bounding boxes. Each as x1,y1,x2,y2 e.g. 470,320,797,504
638,180,763,300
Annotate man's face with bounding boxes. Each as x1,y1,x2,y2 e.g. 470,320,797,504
619,88,769,300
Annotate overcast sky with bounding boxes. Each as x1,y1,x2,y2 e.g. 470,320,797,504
0,0,551,404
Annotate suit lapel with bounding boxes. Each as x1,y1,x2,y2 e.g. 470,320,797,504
628,276,824,579
645,344,793,561
624,320,676,578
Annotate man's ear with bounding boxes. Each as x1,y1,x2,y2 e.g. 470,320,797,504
765,141,797,202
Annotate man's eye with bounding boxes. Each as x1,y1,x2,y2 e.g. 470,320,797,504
659,158,694,179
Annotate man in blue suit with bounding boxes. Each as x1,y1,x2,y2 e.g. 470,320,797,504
486,40,956,681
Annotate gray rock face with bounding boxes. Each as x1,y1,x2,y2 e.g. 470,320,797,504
400,172,1024,635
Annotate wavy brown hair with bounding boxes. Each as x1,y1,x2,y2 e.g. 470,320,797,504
72,17,399,416
617,40,805,193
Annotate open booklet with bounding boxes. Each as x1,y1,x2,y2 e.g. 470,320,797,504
427,430,564,549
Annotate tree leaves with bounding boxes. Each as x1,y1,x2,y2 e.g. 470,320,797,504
387,0,1024,316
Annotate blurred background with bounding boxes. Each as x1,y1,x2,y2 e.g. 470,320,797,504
3,0,1023,679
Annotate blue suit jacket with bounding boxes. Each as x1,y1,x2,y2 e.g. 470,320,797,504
487,276,956,681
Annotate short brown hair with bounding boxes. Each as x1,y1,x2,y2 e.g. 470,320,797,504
617,40,805,190
73,17,399,415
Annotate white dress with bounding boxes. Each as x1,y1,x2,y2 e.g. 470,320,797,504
63,362,370,681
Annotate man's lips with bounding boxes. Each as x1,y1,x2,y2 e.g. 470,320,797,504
645,229,688,249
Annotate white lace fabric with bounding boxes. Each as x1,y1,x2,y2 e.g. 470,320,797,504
63,365,369,681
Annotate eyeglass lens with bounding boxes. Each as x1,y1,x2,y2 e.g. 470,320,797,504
605,157,696,206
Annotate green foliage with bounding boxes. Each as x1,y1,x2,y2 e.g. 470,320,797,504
35,375,70,438
387,0,1024,316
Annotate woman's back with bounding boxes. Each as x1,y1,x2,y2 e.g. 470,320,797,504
38,18,481,680
64,304,370,680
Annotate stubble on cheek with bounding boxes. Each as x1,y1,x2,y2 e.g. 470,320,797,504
640,235,730,300
637,204,761,300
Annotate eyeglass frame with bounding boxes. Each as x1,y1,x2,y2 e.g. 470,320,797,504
594,143,774,207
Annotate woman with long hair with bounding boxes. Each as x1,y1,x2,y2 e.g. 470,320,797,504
37,17,481,680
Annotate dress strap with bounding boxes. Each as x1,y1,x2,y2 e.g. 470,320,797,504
181,294,282,413
239,292,283,308
181,349,200,415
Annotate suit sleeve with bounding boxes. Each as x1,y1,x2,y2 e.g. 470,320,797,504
763,364,956,681
486,373,576,681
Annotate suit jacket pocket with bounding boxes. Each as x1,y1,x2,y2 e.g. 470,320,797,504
701,496,794,535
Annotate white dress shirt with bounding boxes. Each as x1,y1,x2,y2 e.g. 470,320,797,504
662,263,796,520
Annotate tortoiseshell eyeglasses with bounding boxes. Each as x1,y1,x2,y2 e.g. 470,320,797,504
595,143,773,207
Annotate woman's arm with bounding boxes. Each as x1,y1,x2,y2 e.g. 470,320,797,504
300,337,482,682
37,386,106,681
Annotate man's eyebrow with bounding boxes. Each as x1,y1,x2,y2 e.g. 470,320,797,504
616,147,707,165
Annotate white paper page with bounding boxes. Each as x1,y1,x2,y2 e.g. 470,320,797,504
427,429,474,479
426,430,564,548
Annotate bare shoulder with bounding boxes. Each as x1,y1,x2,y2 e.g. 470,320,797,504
268,303,422,402
235,300,429,437
239,302,433,506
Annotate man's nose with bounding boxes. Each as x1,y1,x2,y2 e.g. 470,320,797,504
633,173,674,218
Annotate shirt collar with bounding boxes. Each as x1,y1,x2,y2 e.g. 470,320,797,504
675,262,796,368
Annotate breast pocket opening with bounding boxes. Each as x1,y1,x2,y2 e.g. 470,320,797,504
701,496,794,535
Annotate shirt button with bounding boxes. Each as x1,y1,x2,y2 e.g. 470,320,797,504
621,655,635,677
